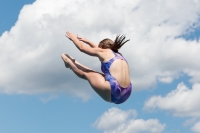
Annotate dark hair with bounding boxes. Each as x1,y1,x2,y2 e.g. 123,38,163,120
98,34,130,53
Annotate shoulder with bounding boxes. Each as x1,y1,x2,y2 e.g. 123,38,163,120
80,45,112,61
98,49,115,62
95,48,109,61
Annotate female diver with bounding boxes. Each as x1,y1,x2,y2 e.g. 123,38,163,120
61,32,132,104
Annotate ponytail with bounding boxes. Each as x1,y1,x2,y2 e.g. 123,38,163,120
111,35,130,53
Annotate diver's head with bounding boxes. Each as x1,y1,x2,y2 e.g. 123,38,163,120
98,35,130,53
98,38,114,49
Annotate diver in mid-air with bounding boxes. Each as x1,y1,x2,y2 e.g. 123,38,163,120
61,32,131,104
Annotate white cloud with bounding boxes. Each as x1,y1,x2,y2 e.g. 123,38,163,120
144,82,200,117
0,0,200,99
183,118,197,127
158,76,174,83
185,70,200,83
93,107,137,131
191,121,200,133
93,107,165,133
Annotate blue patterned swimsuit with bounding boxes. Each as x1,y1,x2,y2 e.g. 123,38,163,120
101,51,132,104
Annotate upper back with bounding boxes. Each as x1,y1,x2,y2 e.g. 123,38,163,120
101,49,131,88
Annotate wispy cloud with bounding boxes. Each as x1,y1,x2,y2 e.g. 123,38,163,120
40,95,58,103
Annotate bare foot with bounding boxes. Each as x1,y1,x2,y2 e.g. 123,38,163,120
61,53,70,68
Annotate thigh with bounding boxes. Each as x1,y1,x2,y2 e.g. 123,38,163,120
84,71,111,102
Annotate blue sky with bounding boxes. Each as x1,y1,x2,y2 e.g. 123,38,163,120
0,0,200,133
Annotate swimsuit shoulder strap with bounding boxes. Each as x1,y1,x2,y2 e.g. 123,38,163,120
113,51,127,62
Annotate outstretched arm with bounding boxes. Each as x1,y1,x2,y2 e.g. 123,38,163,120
66,31,103,57
66,32,84,51
77,36,97,48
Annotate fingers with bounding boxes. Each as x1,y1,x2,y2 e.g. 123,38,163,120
66,31,71,36
65,35,69,38
65,31,72,39
66,31,71,35
65,32,72,40
77,36,82,40
65,31,80,41
66,31,75,37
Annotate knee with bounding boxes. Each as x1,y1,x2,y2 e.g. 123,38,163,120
82,72,88,80
81,72,90,80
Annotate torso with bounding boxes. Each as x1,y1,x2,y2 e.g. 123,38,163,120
100,49,131,88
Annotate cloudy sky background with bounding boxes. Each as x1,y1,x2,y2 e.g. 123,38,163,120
1,0,200,132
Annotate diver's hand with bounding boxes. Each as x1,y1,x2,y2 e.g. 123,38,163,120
77,36,88,43
78,36,97,47
65,31,77,41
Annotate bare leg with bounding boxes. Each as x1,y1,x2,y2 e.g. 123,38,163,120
67,55,94,71
61,53,87,79
61,53,111,102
